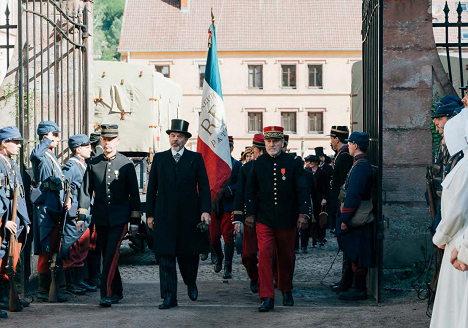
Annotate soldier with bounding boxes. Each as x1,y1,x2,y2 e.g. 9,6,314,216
60,135,97,295
30,121,70,302
210,136,242,279
0,127,30,317
146,119,211,310
337,132,374,301
232,133,265,293
245,126,310,312
77,124,141,307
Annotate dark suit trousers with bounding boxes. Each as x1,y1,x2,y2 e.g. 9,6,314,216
159,255,199,299
95,223,127,299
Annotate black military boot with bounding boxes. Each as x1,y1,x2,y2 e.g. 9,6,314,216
223,243,235,279
339,274,368,301
0,309,7,318
258,298,274,312
0,280,9,310
75,267,98,292
331,259,353,293
37,273,51,302
210,245,218,265
65,268,86,295
282,291,294,306
212,242,224,273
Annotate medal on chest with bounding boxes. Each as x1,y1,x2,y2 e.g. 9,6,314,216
281,168,286,180
114,170,119,180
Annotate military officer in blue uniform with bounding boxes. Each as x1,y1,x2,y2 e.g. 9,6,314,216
61,134,97,296
30,121,70,302
337,132,374,301
78,124,141,307
0,127,30,317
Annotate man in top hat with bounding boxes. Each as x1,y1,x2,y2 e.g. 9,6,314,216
146,119,211,309
30,121,70,302
315,146,333,181
232,133,265,293
245,126,310,312
337,132,374,301
0,127,30,317
60,135,97,296
327,125,354,294
210,136,242,279
282,135,290,153
78,124,141,307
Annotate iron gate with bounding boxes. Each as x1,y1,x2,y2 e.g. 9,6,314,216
0,0,89,296
362,0,383,303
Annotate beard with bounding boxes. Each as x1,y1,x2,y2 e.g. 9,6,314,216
171,144,181,152
266,147,281,157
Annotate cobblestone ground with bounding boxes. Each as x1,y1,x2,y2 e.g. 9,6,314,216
2,233,431,328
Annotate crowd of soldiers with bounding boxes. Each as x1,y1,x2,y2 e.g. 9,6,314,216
0,118,375,318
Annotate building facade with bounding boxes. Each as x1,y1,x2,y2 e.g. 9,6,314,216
119,0,362,157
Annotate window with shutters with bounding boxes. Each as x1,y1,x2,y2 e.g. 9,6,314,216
308,112,324,134
281,112,297,133
248,112,263,133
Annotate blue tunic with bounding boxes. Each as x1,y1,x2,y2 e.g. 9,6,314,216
30,138,64,254
0,151,30,260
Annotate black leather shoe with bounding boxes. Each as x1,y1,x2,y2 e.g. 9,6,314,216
20,299,30,308
214,262,223,273
0,309,7,318
282,291,294,306
159,297,178,309
258,298,274,312
200,253,208,261
329,282,339,289
250,280,258,294
111,294,123,304
338,289,367,301
99,298,112,307
187,284,198,301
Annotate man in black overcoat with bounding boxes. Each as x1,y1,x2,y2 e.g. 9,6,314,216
146,119,211,310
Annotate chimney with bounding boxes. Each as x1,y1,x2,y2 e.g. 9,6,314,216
180,0,190,12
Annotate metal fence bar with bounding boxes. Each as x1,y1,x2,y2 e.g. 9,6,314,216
457,3,465,97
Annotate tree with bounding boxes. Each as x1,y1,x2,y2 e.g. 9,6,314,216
93,0,125,61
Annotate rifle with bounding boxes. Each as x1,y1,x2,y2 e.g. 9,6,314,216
49,178,70,302
5,182,22,312
426,166,437,221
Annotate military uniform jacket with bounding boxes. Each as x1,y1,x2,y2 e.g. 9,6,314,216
78,152,141,227
329,145,353,216
146,149,211,257
0,151,29,260
246,152,310,229
233,160,254,223
219,157,242,214
337,154,374,268
61,156,90,257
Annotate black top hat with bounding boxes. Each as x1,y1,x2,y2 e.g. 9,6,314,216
315,147,325,157
166,119,192,138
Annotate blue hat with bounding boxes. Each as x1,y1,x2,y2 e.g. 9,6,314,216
37,121,60,135
68,134,90,149
346,132,370,148
432,102,463,118
0,126,23,142
438,95,463,107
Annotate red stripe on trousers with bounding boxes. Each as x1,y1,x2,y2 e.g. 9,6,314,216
106,225,128,298
256,222,296,299
241,225,259,282
210,211,234,244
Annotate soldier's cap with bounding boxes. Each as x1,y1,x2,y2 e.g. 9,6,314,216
283,134,290,144
315,146,325,156
327,125,349,139
263,126,283,139
0,126,23,143
437,95,463,107
69,134,90,149
252,133,265,149
228,136,234,145
89,132,101,143
346,131,370,148
305,155,320,163
166,119,192,138
37,121,60,135
101,124,119,138
432,102,464,118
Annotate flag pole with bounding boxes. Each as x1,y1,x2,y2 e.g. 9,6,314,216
211,7,215,26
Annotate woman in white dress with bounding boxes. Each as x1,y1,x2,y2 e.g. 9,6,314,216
431,109,468,328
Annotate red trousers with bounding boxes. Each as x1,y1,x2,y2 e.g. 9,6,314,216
210,211,234,244
37,226,59,274
242,225,259,282
0,231,24,281
63,228,91,270
256,222,296,299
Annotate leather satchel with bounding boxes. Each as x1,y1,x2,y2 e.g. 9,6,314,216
350,200,374,227
318,206,328,229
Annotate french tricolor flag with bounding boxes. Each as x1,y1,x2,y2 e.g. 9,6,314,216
197,23,232,203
